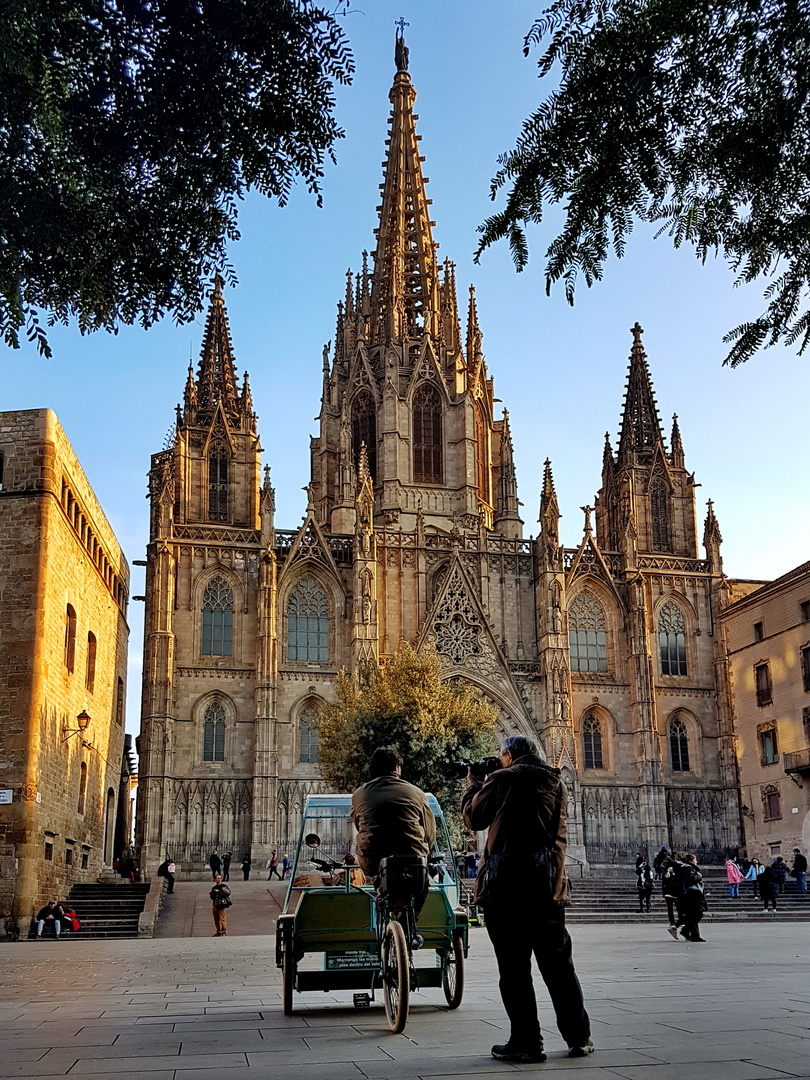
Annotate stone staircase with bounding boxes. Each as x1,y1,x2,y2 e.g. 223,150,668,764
564,870,810,923
36,882,152,939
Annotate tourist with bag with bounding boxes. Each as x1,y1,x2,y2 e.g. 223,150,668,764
210,874,232,936
461,733,592,1064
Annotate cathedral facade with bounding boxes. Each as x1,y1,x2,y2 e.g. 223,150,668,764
135,39,745,874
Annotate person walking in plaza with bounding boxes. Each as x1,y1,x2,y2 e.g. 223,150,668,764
241,853,251,880
636,861,654,912
745,858,763,899
761,863,778,912
771,856,787,894
791,848,807,893
678,854,707,941
209,850,222,881
266,850,282,880
462,733,592,1064
662,855,679,928
281,854,291,879
222,852,232,882
725,856,743,898
210,874,231,936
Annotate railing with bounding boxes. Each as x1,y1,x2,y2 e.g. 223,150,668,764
784,747,810,774
165,842,251,868
585,842,736,866
274,530,354,565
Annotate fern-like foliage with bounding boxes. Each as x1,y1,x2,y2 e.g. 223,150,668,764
476,0,810,366
0,0,355,357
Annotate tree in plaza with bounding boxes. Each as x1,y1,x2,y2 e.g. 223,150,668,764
317,644,498,834
476,0,810,367
1,0,354,356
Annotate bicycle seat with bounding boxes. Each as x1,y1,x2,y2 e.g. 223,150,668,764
377,855,428,901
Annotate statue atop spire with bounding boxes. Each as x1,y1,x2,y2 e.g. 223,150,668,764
395,19,409,71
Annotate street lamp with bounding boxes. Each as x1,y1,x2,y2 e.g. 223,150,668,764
61,710,91,743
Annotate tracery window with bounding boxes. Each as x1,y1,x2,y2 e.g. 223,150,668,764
208,444,229,522
669,715,690,772
649,477,670,552
299,705,320,764
658,601,687,676
287,578,329,662
475,404,490,505
203,700,226,762
201,576,234,657
352,391,377,482
582,715,604,770
413,384,443,484
568,593,607,673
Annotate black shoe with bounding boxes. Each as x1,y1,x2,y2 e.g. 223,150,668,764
491,1042,546,1064
568,1040,595,1058
679,928,689,939
693,937,707,942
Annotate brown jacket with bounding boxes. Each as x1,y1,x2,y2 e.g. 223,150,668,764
350,773,436,876
461,753,569,904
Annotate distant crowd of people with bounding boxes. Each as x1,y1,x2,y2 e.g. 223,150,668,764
633,845,808,938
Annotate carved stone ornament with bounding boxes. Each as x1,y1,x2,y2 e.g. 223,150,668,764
22,783,38,801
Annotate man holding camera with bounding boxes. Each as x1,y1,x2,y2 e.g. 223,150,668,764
462,733,592,1064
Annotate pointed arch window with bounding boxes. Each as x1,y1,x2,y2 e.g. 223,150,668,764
78,762,88,815
650,477,670,551
475,404,490,505
287,578,329,662
208,443,229,522
413,384,443,484
299,705,320,764
201,576,234,656
659,601,687,676
568,593,608,673
582,715,604,770
352,391,377,482
203,699,226,762
669,715,690,772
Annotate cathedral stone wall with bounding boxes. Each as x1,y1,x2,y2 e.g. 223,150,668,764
0,410,129,931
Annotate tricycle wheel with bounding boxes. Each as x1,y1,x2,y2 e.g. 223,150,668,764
382,919,409,1033
282,948,295,1015
442,929,465,1009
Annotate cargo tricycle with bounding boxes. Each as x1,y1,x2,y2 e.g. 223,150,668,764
275,793,468,1032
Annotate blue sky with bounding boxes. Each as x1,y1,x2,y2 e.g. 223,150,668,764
3,1,807,738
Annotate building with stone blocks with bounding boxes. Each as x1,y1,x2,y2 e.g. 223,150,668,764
136,37,758,875
719,561,810,863
0,410,130,933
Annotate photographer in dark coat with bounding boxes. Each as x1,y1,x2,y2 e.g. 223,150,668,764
462,733,592,1064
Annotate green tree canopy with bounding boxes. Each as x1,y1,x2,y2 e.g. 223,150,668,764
317,644,498,838
476,0,810,367
1,0,353,356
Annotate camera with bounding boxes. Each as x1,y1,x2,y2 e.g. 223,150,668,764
449,756,502,781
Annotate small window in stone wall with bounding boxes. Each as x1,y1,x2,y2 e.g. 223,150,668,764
65,848,73,866
755,662,772,706
758,725,779,765
81,853,89,870
801,646,810,693
65,604,77,672
762,784,781,821
44,842,53,861
86,632,97,693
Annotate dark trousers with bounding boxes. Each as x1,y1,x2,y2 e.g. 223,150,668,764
166,874,174,894
664,896,676,924
484,899,590,1049
638,887,652,912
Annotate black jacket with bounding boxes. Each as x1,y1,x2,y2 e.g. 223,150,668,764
461,753,568,904
792,853,807,874
210,883,231,908
36,904,63,922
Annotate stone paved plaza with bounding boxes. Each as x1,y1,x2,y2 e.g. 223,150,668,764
2,918,809,1080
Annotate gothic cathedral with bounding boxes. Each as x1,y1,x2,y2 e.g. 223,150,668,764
135,37,743,873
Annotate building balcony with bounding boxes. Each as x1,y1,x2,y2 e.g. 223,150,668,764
783,747,810,775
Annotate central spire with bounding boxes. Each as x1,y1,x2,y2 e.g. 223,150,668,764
369,30,440,347
617,322,665,464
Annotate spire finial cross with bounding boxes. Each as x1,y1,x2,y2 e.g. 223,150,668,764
396,16,409,35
